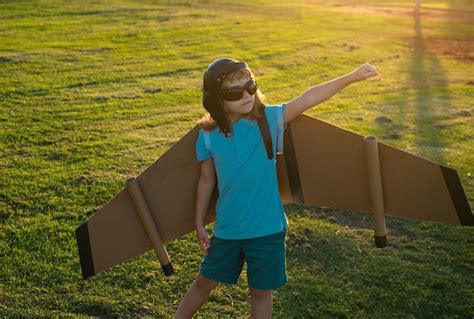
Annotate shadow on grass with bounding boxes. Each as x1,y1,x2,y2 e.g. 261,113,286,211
284,203,440,242
377,3,453,164
280,203,474,318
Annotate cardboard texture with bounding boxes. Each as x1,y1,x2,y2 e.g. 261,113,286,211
76,114,473,279
126,178,174,275
364,136,387,246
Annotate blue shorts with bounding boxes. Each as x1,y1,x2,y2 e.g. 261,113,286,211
199,228,287,291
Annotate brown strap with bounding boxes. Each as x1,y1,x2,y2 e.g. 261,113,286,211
283,123,304,203
257,107,273,160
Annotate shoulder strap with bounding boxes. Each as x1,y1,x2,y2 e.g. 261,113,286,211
257,106,273,160
276,105,284,154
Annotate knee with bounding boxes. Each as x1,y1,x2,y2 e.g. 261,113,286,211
195,274,219,292
250,287,272,300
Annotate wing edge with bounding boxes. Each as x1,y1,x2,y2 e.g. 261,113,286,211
440,165,474,226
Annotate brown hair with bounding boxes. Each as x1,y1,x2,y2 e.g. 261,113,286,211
198,68,266,133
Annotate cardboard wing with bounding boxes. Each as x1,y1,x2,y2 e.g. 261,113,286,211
277,115,473,226
76,114,473,279
76,127,216,279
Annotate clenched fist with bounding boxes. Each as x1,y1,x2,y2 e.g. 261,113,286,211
351,63,379,82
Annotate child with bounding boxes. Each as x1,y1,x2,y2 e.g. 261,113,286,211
174,58,378,318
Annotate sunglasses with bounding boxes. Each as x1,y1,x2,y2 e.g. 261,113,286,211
221,80,258,101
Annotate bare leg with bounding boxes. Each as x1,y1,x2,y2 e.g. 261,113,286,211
174,273,219,319
250,287,273,319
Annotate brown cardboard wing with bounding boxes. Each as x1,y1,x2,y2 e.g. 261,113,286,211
277,114,473,225
76,114,473,279
76,126,217,279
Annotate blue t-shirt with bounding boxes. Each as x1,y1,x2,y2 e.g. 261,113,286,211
195,105,288,240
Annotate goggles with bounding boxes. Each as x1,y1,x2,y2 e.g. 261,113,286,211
220,80,258,101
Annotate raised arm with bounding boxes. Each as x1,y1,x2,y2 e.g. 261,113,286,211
284,63,379,123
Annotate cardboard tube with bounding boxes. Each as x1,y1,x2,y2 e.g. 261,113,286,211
126,178,174,276
364,136,387,248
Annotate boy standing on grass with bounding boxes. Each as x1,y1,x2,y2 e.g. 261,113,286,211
174,58,378,318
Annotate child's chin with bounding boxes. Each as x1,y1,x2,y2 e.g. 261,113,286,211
242,103,254,113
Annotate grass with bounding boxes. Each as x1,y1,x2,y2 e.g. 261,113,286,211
1,0,473,317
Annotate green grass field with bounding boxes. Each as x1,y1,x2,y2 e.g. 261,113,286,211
1,0,473,317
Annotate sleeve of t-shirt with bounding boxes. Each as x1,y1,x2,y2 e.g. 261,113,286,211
195,129,212,161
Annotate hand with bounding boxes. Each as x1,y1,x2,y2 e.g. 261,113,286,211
351,63,379,82
196,225,210,255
